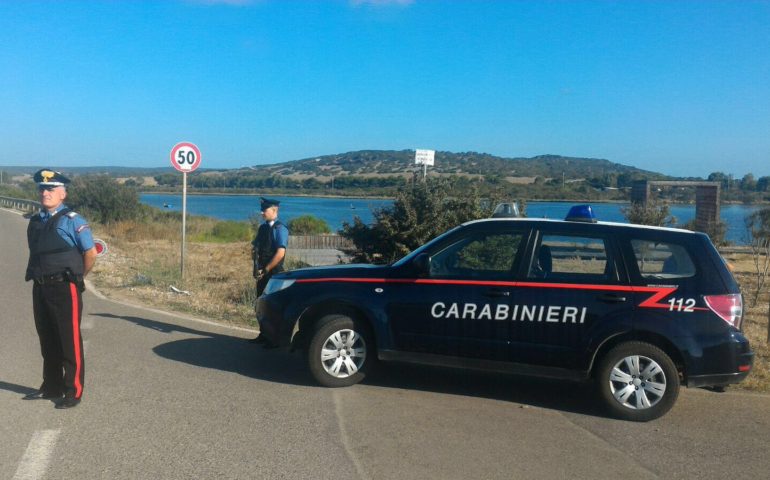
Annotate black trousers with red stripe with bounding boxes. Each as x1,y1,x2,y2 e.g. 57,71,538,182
32,281,85,400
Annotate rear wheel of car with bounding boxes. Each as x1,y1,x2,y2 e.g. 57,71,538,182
596,342,679,422
307,315,374,388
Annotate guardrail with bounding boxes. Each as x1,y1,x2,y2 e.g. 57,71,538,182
288,235,353,250
0,196,39,213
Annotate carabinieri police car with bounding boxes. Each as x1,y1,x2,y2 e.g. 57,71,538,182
256,205,753,421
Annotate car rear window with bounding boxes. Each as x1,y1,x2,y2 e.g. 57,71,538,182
631,239,696,279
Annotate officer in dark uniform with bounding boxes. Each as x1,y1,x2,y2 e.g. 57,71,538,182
23,169,97,409
248,197,289,344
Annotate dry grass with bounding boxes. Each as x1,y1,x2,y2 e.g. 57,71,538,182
88,221,770,393
89,219,259,328
720,251,770,392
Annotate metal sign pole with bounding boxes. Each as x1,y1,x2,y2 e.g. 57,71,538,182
181,171,187,281
169,141,201,285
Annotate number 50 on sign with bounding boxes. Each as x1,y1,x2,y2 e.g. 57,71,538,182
170,142,202,172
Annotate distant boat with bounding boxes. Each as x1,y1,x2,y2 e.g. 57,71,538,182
163,203,172,208
350,204,356,210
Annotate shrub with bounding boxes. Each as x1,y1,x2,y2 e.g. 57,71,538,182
66,175,142,223
210,220,252,242
287,215,331,235
621,201,676,227
340,179,502,264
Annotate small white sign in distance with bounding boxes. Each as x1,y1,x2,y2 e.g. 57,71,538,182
415,149,435,166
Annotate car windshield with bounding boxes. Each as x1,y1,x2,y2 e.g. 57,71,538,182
391,225,463,267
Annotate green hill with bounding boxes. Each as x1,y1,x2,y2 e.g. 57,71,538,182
236,150,665,182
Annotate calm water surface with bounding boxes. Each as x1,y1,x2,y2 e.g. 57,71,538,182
140,194,760,244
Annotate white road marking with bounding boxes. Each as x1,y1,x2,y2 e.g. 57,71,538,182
13,429,60,480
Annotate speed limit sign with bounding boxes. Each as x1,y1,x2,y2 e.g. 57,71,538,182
170,142,202,172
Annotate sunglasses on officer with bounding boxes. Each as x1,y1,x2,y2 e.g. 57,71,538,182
37,185,62,192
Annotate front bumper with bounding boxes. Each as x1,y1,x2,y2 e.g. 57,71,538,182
256,294,296,348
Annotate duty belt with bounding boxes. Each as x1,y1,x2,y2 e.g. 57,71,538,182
34,273,69,284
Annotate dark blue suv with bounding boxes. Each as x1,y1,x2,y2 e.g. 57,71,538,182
256,206,753,421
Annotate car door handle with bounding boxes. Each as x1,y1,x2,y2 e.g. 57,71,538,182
597,293,627,303
484,289,510,298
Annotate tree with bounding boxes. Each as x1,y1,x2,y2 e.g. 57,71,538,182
287,215,331,234
340,179,502,264
707,172,729,189
745,208,770,312
756,176,770,192
66,175,142,223
621,201,676,227
740,173,757,191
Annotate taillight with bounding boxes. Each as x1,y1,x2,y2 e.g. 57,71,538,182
703,294,743,328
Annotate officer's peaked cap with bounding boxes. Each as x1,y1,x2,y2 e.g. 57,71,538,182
33,168,70,187
260,197,280,211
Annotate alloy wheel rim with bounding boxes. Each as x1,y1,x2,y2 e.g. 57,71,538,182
608,355,667,410
320,329,366,378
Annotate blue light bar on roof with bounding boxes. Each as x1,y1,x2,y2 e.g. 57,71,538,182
565,205,598,223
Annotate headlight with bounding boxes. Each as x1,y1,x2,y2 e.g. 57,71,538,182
263,278,295,296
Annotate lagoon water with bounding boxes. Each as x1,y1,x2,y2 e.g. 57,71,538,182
140,193,760,245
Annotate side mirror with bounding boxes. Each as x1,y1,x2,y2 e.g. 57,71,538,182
413,253,430,276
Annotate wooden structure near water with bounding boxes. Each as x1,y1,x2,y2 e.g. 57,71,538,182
631,181,721,233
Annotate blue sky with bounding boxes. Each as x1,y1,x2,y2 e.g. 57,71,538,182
1,0,768,178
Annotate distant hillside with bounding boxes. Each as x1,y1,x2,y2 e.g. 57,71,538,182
235,150,667,182
1,151,665,181
0,166,175,177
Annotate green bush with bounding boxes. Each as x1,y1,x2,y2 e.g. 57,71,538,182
287,215,331,235
340,179,502,264
621,201,676,227
211,220,252,242
66,175,142,223
190,220,252,243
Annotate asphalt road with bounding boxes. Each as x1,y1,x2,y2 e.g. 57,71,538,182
2,207,769,480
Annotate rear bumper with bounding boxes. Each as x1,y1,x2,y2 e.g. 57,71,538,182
686,351,754,388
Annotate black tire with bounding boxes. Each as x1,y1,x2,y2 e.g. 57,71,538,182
596,341,680,422
307,315,375,388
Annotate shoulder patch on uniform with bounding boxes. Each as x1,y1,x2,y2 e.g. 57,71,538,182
76,224,90,233
66,211,78,218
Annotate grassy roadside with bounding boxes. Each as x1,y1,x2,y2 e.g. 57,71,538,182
89,217,260,328
87,219,770,394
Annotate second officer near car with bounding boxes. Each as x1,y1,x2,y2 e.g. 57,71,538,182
248,197,289,344
24,168,97,409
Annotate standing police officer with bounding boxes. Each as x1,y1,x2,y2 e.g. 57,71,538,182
24,169,97,409
248,197,289,345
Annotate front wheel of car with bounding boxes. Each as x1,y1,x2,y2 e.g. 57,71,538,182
596,342,680,422
307,315,375,388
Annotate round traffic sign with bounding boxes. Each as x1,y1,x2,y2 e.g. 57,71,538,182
170,142,202,172
94,238,108,257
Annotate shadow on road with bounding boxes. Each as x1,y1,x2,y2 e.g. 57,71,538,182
92,312,608,418
0,380,38,396
91,312,316,387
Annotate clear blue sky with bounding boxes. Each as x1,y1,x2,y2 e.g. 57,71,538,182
1,0,768,178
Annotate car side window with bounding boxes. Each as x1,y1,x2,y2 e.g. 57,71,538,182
528,234,612,282
631,239,696,279
430,232,523,280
